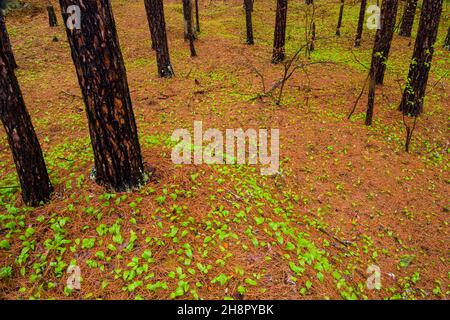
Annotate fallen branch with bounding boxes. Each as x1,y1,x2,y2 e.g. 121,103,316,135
60,90,81,99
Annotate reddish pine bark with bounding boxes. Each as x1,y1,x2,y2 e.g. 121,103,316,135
59,0,146,191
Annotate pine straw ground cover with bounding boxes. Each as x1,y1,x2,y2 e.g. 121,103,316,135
0,0,448,299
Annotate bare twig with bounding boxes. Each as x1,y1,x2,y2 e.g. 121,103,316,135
402,113,418,153
426,70,449,95
60,90,81,99
348,73,370,119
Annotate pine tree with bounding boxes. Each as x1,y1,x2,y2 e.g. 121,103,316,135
182,0,197,57
272,0,288,63
444,26,450,50
144,0,174,77
354,0,367,47
372,0,399,85
336,0,344,36
47,5,58,27
59,0,146,191
365,0,399,125
194,0,200,33
182,0,196,40
399,0,418,37
399,0,444,116
0,22,53,206
144,0,157,50
244,0,254,45
0,13,16,69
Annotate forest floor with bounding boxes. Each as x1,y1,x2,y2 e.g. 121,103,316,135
0,0,449,300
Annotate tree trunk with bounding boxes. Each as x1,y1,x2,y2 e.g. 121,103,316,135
59,0,146,191
399,0,418,37
272,0,288,64
0,25,53,206
183,0,196,40
365,0,399,125
195,0,200,33
399,0,443,117
47,5,58,27
0,14,17,69
310,21,316,52
182,0,197,57
365,71,376,126
336,0,344,36
354,0,367,47
144,0,157,50
371,0,399,85
305,0,313,4
144,0,174,77
444,26,450,50
244,0,254,45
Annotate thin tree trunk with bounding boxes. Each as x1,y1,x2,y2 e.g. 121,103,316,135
144,0,157,50
399,0,418,37
310,21,316,52
399,0,443,117
182,0,197,57
244,0,254,45
47,5,58,27
444,26,450,50
0,14,17,69
365,0,399,125
354,0,367,47
59,0,146,191
195,0,200,33
0,24,53,206
336,0,344,36
372,0,399,85
183,0,196,40
272,0,288,64
365,70,376,126
144,0,174,77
